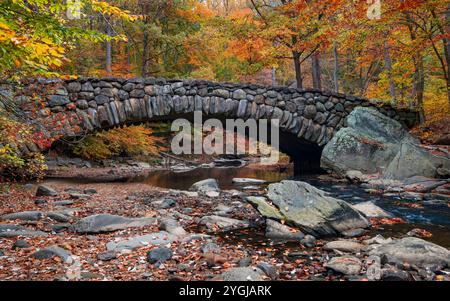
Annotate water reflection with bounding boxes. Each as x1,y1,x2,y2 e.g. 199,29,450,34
129,165,293,190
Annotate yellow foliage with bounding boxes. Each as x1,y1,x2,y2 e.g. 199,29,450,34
73,125,165,160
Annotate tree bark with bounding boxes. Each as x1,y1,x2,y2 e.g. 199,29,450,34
333,42,339,93
271,68,277,86
293,51,303,90
383,41,396,102
105,16,112,75
311,52,321,90
412,57,425,123
444,5,450,108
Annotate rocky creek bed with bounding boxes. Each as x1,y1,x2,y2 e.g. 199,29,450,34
1,162,449,281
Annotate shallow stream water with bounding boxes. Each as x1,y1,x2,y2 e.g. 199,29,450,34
46,164,450,247
135,165,450,247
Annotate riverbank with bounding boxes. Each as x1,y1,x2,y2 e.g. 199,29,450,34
1,160,449,281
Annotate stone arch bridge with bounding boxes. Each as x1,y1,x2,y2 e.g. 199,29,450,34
2,77,420,173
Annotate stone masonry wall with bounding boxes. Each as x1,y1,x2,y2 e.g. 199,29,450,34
0,77,420,155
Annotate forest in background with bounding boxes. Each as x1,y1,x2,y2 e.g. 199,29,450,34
2,1,450,117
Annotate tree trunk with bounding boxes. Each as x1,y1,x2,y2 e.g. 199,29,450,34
311,52,321,90
333,42,339,93
383,41,396,102
293,51,303,89
444,5,450,108
412,57,425,123
105,16,112,75
141,26,150,77
271,68,277,86
406,16,425,122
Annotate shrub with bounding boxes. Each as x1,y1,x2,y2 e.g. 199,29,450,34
0,115,48,180
73,125,165,160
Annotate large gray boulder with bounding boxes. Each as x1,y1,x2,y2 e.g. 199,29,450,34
73,214,156,233
321,107,450,180
247,180,370,237
369,237,450,270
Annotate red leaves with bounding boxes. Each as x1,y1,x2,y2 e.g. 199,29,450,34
370,217,407,226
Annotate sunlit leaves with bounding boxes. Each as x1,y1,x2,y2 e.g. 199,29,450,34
0,0,134,79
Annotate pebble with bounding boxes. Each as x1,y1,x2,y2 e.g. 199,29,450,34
238,257,252,267
34,199,47,205
325,255,362,275
257,262,279,280
97,251,117,261
147,247,173,264
36,185,58,197
13,240,30,249
300,235,316,247
200,242,220,254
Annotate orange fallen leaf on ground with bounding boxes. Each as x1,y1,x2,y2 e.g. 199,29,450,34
370,217,407,226
394,201,424,209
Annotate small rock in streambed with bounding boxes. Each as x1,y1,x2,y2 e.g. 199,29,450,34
36,185,58,197
51,224,72,233
147,247,173,264
200,242,220,254
13,240,30,249
0,250,4,257
257,262,279,280
324,240,364,253
152,198,176,209
190,179,220,193
97,251,117,261
159,218,187,238
341,228,366,238
219,267,265,281
345,170,366,183
352,201,393,218
0,224,26,232
1,211,43,221
362,234,392,245
238,257,252,267
300,235,316,247
325,255,362,276
381,267,412,281
52,200,74,206
198,215,251,232
31,246,73,264
265,219,304,242
23,184,35,190
47,212,71,223
232,178,266,185
106,231,177,252
0,230,48,238
73,214,156,234
69,193,92,200
34,199,47,205
84,188,97,195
